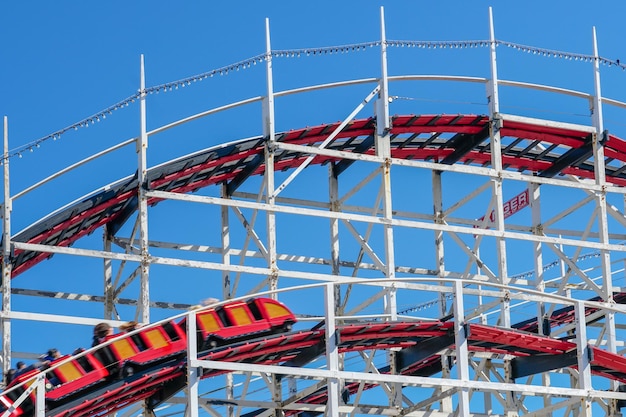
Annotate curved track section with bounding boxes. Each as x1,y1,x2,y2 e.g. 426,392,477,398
5,300,626,417
8,114,626,277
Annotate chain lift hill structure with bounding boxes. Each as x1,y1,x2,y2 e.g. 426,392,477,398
4,6,626,417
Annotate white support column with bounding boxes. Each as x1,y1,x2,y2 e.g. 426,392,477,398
591,26,616,336
186,311,200,417
263,19,283,417
531,182,552,408
531,182,544,331
453,280,470,417
377,9,400,411
591,27,605,154
35,376,45,417
263,18,279,299
103,227,113,319
220,184,234,417
221,184,232,301
590,27,618,415
433,170,452,412
377,7,390,130
329,166,341,279
376,6,396,320
325,283,341,417
487,7,510,328
138,54,150,324
432,170,446,316
328,164,342,403
574,301,592,417
488,11,516,416
1,117,11,376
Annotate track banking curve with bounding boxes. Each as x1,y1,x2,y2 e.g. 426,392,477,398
4,293,626,417
7,114,626,277
4,113,626,416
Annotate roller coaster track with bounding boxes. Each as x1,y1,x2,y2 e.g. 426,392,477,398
5,113,626,415
30,311,626,417
7,114,626,277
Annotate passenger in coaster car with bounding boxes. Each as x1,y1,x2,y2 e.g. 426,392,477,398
14,355,51,378
42,349,63,388
3,368,16,385
92,322,114,347
43,348,61,362
119,321,142,333
188,297,219,310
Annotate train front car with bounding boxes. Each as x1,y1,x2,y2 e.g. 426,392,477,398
196,297,297,350
250,298,296,332
0,297,297,416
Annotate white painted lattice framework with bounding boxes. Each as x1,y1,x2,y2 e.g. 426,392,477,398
3,6,626,417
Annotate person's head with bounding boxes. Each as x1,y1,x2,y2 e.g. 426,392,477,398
200,297,219,307
5,368,16,384
47,348,60,359
16,361,25,370
94,322,112,339
119,321,138,332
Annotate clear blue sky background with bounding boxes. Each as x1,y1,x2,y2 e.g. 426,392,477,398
1,0,626,390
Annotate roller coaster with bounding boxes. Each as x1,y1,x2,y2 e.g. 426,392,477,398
3,286,626,416
3,6,626,417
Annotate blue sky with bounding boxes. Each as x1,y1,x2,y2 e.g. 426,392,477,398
1,1,626,407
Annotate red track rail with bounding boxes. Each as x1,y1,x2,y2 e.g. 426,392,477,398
8,320,619,417
7,114,626,276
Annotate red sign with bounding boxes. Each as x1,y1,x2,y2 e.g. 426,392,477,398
478,189,529,225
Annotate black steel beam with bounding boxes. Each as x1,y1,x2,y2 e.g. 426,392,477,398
226,152,265,196
396,334,456,373
277,340,326,381
440,124,491,165
538,133,594,178
511,350,578,379
332,135,375,177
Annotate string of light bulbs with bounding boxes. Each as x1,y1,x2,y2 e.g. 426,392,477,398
5,38,624,163
271,40,381,58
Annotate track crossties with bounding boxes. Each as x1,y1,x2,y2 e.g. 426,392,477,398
6,114,625,277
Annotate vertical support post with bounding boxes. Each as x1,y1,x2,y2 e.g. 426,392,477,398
591,26,615,336
329,166,341,279
487,7,510,328
328,165,342,314
138,54,150,324
103,226,113,319
325,283,341,416
263,18,278,300
221,184,232,301
531,182,545,332
220,184,234,417
1,116,11,376
591,27,605,158
186,311,200,417
377,8,400,410
530,182,552,407
590,27,618,415
432,170,452,412
575,301,592,417
377,7,390,130
453,281,470,417
262,19,283,417
328,165,344,405
487,10,516,416
35,375,45,417
376,6,396,319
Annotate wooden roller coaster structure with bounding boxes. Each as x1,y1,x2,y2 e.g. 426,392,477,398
3,6,626,417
